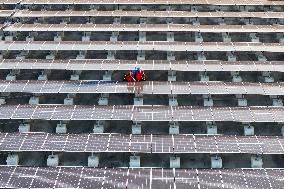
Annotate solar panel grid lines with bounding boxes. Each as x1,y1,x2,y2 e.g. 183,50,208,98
7,0,284,5
1,41,284,52
0,133,283,154
0,59,283,72
3,80,284,95
0,166,283,188
4,23,284,32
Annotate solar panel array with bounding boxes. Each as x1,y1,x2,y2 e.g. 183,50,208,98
0,41,283,52
0,0,284,188
0,167,282,189
0,59,283,72
0,133,283,154
0,104,283,122
1,80,284,95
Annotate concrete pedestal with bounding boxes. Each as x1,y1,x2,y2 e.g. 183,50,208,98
70,74,79,81
137,50,145,60
16,54,26,60
98,97,108,106
244,125,254,136
227,54,236,61
64,98,74,105
238,98,247,107
257,54,267,61
195,32,203,42
47,155,59,167
76,54,85,59
54,36,62,42
169,124,179,135
272,98,283,106
38,74,47,80
93,123,104,133
139,31,146,42
170,156,180,168
46,54,55,60
197,52,206,61
211,156,222,168
249,33,259,42
56,123,67,134
88,155,99,167
0,97,6,105
207,124,217,134
19,123,30,132
6,153,19,166
251,156,263,168
168,71,176,81
26,36,34,42
82,36,90,42
167,51,175,61
132,122,142,134
232,75,242,82
5,36,13,41
29,96,39,105
103,71,112,81
204,98,213,107
130,156,140,167
264,76,274,83
169,98,178,106
6,74,16,81
167,32,174,42
200,75,209,81
134,97,143,106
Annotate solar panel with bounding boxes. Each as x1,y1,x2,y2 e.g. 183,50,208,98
2,80,284,95
0,59,283,72
0,167,283,188
17,0,284,5
9,10,284,18
0,41,283,52
0,133,283,154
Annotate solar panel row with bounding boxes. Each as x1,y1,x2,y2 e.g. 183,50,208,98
8,0,284,6
4,23,284,33
11,10,284,18
0,59,282,72
0,41,283,52
1,80,284,95
0,105,283,122
0,132,283,153
0,167,283,189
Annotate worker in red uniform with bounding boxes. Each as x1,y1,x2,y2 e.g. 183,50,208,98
123,68,146,82
134,68,145,81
